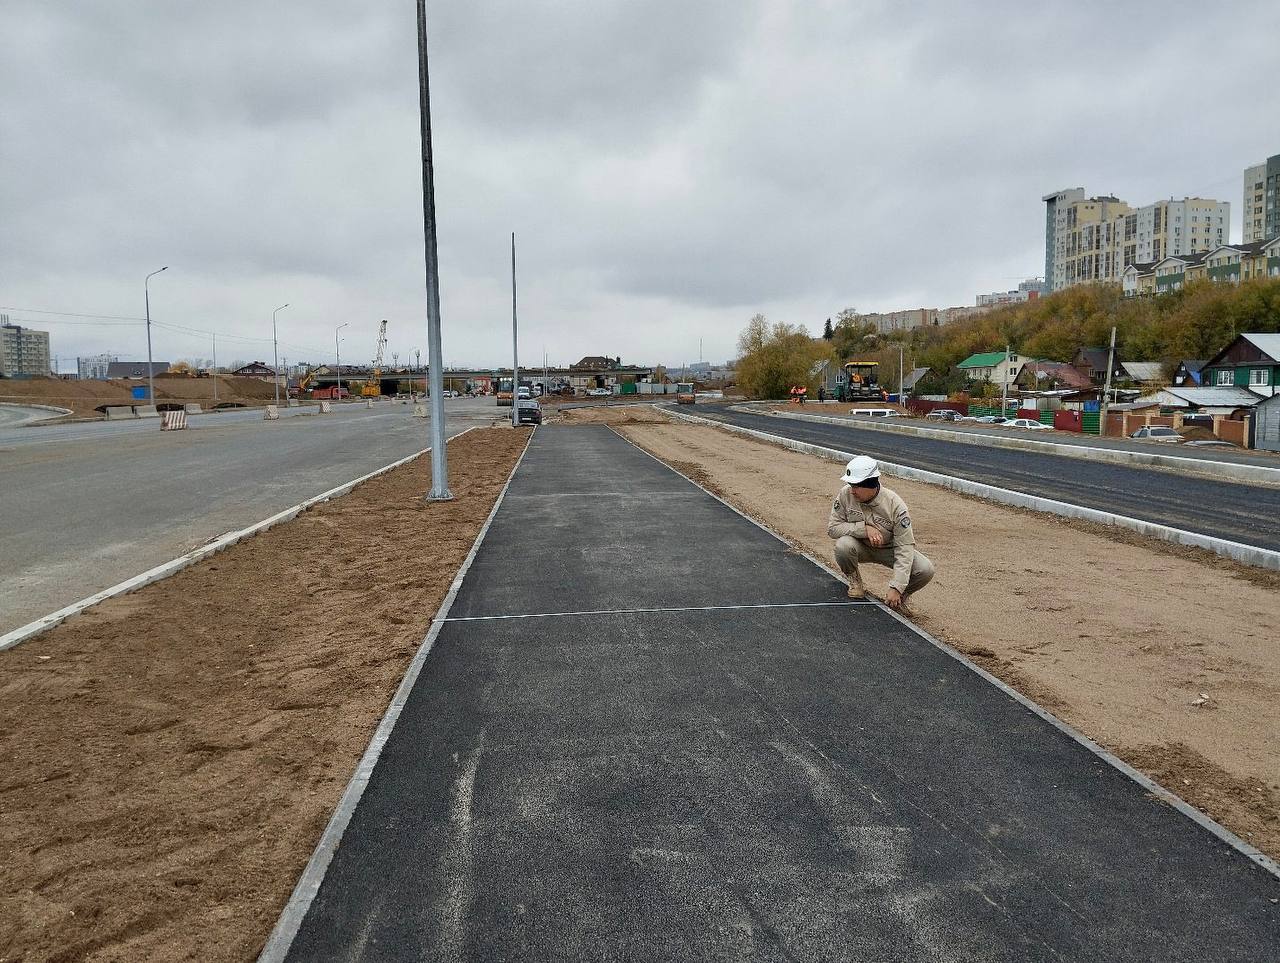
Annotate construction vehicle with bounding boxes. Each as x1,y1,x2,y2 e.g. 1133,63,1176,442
676,382,696,404
362,320,388,397
840,361,887,402
291,368,317,398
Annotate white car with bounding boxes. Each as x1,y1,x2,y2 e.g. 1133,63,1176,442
442,389,459,398
1001,418,1053,431
586,387,611,397
1130,426,1182,443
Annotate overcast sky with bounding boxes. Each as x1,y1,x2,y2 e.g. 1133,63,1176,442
2,1,1277,371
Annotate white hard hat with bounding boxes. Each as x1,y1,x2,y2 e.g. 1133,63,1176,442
841,455,880,485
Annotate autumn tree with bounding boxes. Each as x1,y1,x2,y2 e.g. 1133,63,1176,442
735,314,834,399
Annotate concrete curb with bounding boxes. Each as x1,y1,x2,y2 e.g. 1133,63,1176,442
0,430,474,654
257,427,536,962
753,406,1280,486
0,401,73,419
613,422,1280,880
662,407,1280,572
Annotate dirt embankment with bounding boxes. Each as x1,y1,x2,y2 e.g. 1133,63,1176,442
0,375,281,419
0,426,530,961
559,406,1280,863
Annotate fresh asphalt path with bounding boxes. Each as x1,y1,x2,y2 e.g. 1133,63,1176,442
282,425,1279,961
686,405,1280,552
0,397,499,634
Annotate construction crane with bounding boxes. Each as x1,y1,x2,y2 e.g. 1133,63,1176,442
362,319,388,397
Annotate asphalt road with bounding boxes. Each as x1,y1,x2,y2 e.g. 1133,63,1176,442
769,404,1280,469
684,405,1280,552
0,397,501,634
0,403,66,429
281,426,1279,962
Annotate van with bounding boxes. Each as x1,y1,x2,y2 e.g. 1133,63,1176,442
849,408,899,418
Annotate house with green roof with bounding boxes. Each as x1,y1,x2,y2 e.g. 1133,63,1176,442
956,351,1029,387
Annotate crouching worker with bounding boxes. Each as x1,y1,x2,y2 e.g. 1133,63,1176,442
828,456,935,611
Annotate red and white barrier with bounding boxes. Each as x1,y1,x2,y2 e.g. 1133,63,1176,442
160,410,188,431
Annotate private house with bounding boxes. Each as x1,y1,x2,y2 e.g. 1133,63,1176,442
232,361,277,377
1172,359,1207,386
1015,361,1091,391
105,361,170,379
1119,361,1165,387
957,351,1027,387
1071,347,1126,385
1199,333,1280,398
1121,261,1158,297
1137,386,1262,415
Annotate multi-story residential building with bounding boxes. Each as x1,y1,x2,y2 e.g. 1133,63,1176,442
1242,154,1280,243
1045,190,1229,291
1045,194,1132,290
77,353,117,380
976,278,1046,307
862,308,939,333
1042,188,1084,291
0,316,52,377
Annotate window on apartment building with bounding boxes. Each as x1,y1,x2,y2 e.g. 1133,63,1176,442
1216,369,1233,386
1250,369,1271,386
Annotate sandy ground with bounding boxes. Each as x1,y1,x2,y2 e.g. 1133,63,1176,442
0,426,530,962
557,405,1280,861
0,375,281,419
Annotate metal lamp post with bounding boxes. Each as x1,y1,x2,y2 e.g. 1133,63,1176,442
417,0,451,499
335,322,348,399
272,303,289,406
144,266,168,402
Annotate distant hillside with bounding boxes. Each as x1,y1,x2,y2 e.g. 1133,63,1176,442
895,278,1280,382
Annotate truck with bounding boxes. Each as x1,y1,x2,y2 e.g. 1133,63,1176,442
676,383,696,405
312,385,350,401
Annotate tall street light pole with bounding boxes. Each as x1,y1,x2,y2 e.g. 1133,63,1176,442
417,0,451,500
212,333,218,406
144,266,168,403
335,322,348,399
272,303,289,407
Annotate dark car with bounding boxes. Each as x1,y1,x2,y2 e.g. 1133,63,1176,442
925,408,963,421
515,399,542,425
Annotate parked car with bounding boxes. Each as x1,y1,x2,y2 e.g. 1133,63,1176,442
849,408,901,417
1001,418,1053,431
1129,426,1182,443
442,389,459,398
586,387,611,397
516,386,531,400
925,409,963,421
515,399,542,424
972,415,1007,424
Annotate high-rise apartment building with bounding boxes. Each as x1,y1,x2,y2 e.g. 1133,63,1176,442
1044,191,1229,291
1042,188,1084,291
1242,154,1280,243
0,316,52,377
1057,195,1131,290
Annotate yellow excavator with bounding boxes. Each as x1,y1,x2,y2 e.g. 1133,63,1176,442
362,320,388,397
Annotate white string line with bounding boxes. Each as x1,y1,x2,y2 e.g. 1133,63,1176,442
441,600,876,623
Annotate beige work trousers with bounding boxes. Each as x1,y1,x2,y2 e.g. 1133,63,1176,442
833,535,935,596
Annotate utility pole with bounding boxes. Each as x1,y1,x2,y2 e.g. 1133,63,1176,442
510,231,519,428
1099,326,1117,437
335,322,348,398
1001,342,1010,416
417,0,451,499
212,333,218,405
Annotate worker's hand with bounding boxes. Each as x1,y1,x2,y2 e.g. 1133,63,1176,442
885,588,903,610
865,526,886,548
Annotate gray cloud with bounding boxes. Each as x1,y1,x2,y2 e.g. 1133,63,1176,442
2,0,1277,370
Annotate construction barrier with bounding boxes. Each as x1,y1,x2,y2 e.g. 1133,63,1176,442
104,406,137,421
264,404,280,421
134,404,160,419
365,399,374,409
183,403,202,414
288,399,300,407
413,404,427,418
319,401,332,414
160,410,188,431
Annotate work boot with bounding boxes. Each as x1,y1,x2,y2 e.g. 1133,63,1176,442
846,570,865,599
